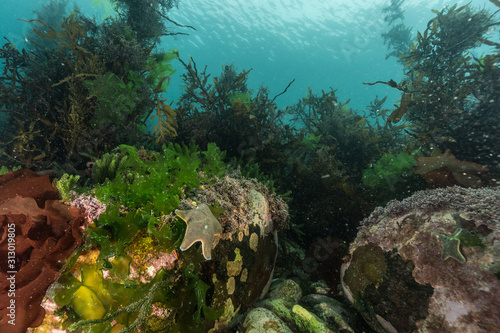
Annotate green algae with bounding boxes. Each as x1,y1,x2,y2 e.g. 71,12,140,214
343,244,387,302
53,143,228,332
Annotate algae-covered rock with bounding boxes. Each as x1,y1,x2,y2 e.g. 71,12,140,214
291,304,335,333
242,307,293,333
260,298,334,333
269,279,302,305
191,174,288,332
28,145,289,333
341,186,500,333
300,294,356,333
253,279,361,333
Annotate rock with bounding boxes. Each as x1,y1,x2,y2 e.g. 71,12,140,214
269,279,302,305
260,298,293,322
300,293,370,333
188,175,289,332
255,278,371,333
301,294,344,313
308,281,334,295
260,295,333,333
341,186,500,333
32,172,288,332
242,307,293,333
207,225,279,332
290,304,335,333
300,294,356,332
310,302,355,333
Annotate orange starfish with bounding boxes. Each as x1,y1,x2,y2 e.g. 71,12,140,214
175,204,222,260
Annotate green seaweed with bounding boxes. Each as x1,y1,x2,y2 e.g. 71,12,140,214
452,214,486,248
90,143,227,254
54,173,80,200
91,150,129,184
58,267,173,332
84,72,143,127
147,50,178,92
228,91,251,106
301,133,322,150
456,229,486,248
362,151,424,202
53,143,227,332
362,152,416,188
201,142,227,176
0,165,22,176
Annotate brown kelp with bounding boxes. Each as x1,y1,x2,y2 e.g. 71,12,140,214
367,3,499,174
0,0,184,172
175,58,294,177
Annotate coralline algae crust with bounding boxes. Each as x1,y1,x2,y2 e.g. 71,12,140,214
342,186,500,333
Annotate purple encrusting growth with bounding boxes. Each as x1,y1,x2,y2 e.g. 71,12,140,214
70,193,107,223
361,186,499,230
343,186,500,333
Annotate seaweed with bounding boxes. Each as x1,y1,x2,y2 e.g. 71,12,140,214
282,88,403,240
25,0,70,50
175,57,293,177
381,0,412,62
0,165,22,176
368,3,497,138
91,149,129,184
0,2,183,171
286,87,404,179
55,266,178,332
110,0,182,44
84,72,143,126
367,2,500,178
53,173,81,200
362,151,424,203
0,169,84,333
53,143,227,332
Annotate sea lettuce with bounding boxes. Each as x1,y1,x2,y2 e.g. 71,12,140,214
362,151,422,199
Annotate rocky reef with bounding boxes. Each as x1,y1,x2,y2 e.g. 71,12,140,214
341,186,500,333
4,144,290,332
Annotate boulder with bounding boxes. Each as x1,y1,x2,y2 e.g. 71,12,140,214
242,307,293,333
341,186,500,333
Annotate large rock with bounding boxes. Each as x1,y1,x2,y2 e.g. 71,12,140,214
341,186,500,333
183,175,289,331
29,173,288,332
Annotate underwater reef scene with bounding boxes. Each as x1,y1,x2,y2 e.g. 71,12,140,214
0,0,499,332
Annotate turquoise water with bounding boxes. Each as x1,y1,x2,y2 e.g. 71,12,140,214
1,0,496,112
0,1,499,332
